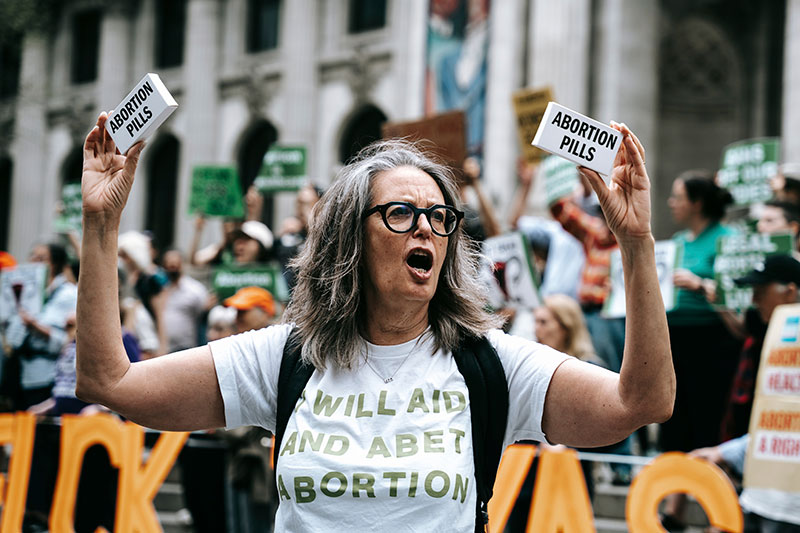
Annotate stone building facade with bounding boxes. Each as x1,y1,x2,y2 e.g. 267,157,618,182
1,0,798,259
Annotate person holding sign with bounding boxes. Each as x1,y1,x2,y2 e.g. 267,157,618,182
75,113,674,531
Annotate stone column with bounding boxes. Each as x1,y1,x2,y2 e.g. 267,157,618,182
783,0,800,162
392,0,427,119
483,0,526,221
176,0,221,247
97,2,132,111
274,0,317,226
592,0,660,219
9,33,49,258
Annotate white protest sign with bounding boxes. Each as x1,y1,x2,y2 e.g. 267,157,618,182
482,232,541,309
602,241,677,318
105,73,178,154
0,263,48,325
531,102,622,177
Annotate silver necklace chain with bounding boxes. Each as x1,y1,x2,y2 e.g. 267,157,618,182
363,336,422,384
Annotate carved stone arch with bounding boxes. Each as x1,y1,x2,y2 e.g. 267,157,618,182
235,118,279,223
337,103,388,164
0,156,12,250
144,133,181,250
659,17,742,115
60,146,84,185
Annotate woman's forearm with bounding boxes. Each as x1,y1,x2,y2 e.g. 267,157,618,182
75,216,131,403
618,237,675,424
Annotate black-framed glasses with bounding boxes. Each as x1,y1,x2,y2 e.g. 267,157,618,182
362,201,464,237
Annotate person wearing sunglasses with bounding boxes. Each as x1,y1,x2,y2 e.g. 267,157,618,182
75,113,674,532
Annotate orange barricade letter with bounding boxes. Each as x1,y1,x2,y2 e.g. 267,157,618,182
488,443,537,533
526,446,595,533
626,452,743,533
0,413,36,533
50,414,124,533
115,423,188,533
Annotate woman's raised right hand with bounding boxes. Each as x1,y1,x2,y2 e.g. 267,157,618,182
82,112,145,221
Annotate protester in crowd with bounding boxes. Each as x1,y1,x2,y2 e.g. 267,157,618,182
206,305,237,342
76,114,674,531
508,159,585,300
118,230,167,355
189,216,242,266
770,163,800,206
223,286,278,333
660,170,741,531
275,183,323,289
757,199,800,254
719,255,800,444
549,181,625,374
692,435,800,532
161,249,210,352
2,243,77,411
230,220,274,264
459,156,502,240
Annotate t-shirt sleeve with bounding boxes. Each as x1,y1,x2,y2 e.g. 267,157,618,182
487,329,570,446
208,323,293,432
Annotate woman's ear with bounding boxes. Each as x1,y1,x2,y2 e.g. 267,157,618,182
785,282,799,303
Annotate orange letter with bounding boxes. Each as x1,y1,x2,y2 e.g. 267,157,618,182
50,414,124,532
0,413,36,533
488,443,537,533
526,446,595,533
627,452,742,533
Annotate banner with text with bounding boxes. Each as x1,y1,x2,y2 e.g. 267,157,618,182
714,232,794,311
603,241,677,318
212,265,289,302
542,155,580,206
254,146,308,193
188,166,244,218
481,232,541,309
512,87,553,162
717,138,780,206
745,304,800,491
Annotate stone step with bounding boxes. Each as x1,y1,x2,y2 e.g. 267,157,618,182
157,509,193,533
154,481,186,513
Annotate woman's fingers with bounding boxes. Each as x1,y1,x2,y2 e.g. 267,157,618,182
578,167,608,205
124,142,145,178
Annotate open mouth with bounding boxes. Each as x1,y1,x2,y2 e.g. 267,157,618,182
406,249,433,273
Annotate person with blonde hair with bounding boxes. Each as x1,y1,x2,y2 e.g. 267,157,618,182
533,294,601,365
76,113,673,532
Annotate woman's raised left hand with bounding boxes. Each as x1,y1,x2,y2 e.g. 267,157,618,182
578,122,652,245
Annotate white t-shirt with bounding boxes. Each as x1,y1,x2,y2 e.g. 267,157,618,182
210,324,569,532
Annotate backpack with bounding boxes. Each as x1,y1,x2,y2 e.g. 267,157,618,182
274,331,509,533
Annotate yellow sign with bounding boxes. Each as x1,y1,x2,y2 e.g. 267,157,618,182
511,87,553,162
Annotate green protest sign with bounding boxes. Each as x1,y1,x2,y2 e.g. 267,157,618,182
211,265,289,302
188,166,244,218
717,138,780,206
541,155,579,206
714,231,794,310
53,183,83,234
254,146,307,192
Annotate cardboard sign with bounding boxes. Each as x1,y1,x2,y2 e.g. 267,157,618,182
603,241,677,318
53,183,82,234
541,155,580,206
382,111,467,171
188,166,244,218
104,73,178,154
481,232,541,309
254,146,308,193
717,138,780,206
531,102,621,177
512,87,553,162
212,265,289,302
713,232,794,311
745,304,800,491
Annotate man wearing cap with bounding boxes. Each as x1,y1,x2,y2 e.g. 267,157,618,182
224,286,277,333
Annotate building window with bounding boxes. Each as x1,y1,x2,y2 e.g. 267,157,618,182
155,0,187,68
0,157,11,251
348,0,386,34
0,39,22,98
247,0,280,53
146,135,180,249
71,9,100,84
238,120,278,224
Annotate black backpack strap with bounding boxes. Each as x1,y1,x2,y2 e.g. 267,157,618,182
273,329,315,469
452,335,509,533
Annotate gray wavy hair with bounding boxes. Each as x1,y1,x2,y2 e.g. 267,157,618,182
283,139,504,370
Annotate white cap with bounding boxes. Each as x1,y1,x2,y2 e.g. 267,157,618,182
236,220,274,250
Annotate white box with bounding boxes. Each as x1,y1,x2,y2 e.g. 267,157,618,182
531,102,622,177
105,73,178,154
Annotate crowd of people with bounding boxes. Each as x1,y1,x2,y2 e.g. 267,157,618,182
0,112,798,531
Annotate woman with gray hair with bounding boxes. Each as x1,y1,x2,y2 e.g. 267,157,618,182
76,113,674,532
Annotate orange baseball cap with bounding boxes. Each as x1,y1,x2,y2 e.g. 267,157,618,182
224,286,276,316
0,251,17,270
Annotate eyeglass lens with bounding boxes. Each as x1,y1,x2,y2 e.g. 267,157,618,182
385,204,458,235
